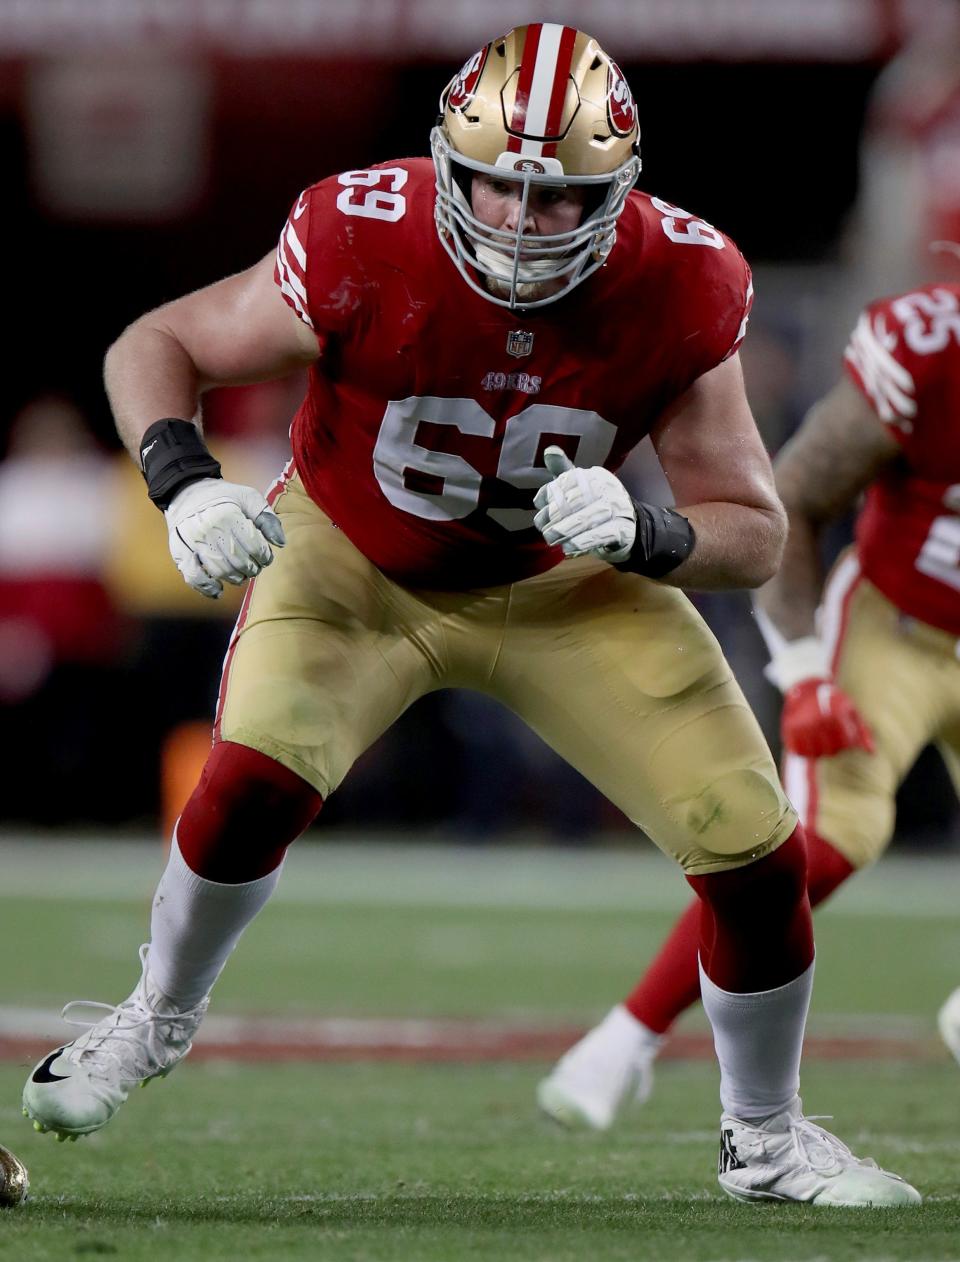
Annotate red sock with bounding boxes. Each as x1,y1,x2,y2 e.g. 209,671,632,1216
177,741,323,883
805,828,855,904
626,824,850,1030
689,824,813,993
624,899,700,1034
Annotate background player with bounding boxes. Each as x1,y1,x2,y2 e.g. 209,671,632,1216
21,25,917,1206
538,275,960,1131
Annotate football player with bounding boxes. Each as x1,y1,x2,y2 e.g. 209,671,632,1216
22,25,917,1206
538,275,960,1134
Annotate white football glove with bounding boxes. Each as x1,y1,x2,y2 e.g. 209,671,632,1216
533,446,637,562
164,477,286,599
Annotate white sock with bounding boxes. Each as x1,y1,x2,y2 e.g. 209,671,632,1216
699,957,814,1121
146,835,284,1008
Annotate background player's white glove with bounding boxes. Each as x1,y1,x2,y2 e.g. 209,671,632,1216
533,447,637,562
164,477,286,599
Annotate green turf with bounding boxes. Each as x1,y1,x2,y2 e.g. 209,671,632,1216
2,890,959,1026
2,839,959,1026
2,840,960,1258
1,1061,954,1261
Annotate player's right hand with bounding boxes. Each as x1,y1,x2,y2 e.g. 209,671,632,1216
164,477,286,599
781,678,875,759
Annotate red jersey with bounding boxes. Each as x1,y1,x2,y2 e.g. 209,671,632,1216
844,283,960,635
274,158,751,589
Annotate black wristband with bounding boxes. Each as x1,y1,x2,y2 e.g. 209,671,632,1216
614,499,696,579
139,419,222,510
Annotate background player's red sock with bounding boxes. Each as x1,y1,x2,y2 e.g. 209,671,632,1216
623,899,700,1033
805,828,856,903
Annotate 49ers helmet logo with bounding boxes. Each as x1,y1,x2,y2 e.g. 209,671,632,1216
606,60,637,137
447,45,489,112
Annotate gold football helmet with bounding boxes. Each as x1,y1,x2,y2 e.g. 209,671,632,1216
431,23,641,310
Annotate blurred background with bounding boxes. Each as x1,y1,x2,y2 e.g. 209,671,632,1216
3,0,960,848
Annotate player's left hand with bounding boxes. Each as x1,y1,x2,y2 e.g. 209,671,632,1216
533,447,637,562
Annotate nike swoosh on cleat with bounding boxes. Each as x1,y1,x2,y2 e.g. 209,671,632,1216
31,1049,70,1083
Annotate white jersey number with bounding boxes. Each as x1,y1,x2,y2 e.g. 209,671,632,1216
373,397,617,530
651,197,724,250
891,288,960,356
336,168,408,222
916,484,960,591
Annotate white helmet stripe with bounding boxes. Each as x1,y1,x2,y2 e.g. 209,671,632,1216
518,23,565,155
508,23,578,160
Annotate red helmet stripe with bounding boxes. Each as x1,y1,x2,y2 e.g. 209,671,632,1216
506,22,542,151
541,25,577,157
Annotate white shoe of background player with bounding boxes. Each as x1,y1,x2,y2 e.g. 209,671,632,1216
536,1004,663,1130
937,986,960,1066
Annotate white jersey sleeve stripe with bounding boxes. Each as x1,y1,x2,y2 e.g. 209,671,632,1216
278,237,309,303
274,189,314,330
284,220,307,272
275,240,314,329
843,312,917,428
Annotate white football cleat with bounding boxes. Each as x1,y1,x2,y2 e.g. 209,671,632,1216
937,987,960,1066
536,1005,662,1130
22,946,208,1140
717,1098,922,1206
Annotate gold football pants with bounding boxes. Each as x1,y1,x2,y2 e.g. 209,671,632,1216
216,473,796,875
783,549,960,869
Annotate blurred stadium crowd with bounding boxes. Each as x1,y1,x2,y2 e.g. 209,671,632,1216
4,0,960,841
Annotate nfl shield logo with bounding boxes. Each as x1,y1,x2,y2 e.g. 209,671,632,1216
506,329,534,358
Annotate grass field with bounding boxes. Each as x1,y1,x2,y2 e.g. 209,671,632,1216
1,835,959,1259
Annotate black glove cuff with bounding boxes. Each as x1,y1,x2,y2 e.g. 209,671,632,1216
614,500,696,579
140,419,222,510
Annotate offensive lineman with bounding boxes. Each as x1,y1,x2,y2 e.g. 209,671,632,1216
22,26,917,1205
538,278,960,1131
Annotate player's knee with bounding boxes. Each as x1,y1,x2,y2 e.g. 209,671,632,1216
688,825,814,987
690,824,808,923
177,740,323,881
669,767,792,868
